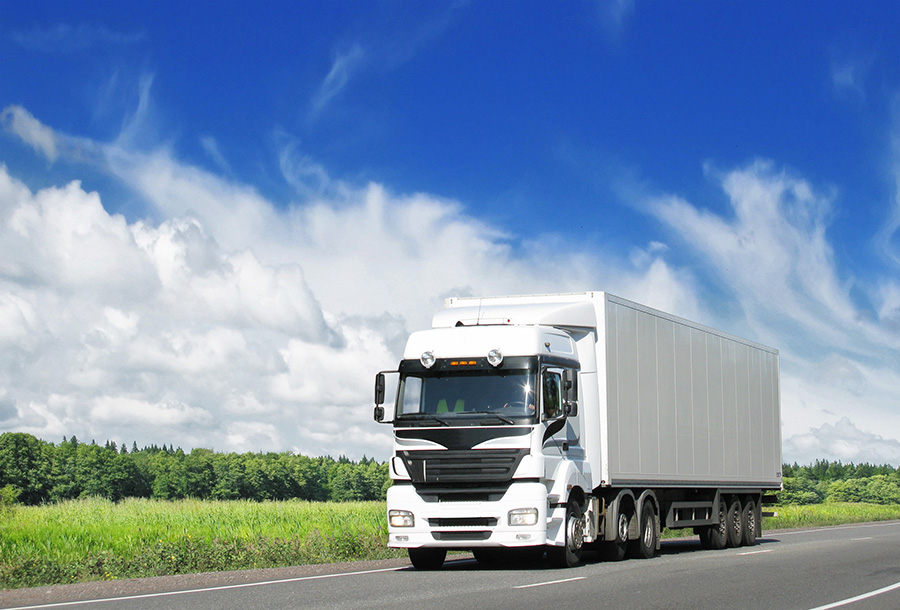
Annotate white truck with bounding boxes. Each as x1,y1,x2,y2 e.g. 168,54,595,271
374,292,781,569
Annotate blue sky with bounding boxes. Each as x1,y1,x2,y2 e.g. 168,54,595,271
1,1,899,464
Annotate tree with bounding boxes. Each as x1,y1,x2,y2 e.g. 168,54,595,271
0,432,52,504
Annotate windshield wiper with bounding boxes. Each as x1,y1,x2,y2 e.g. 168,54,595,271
417,413,451,426
478,413,516,425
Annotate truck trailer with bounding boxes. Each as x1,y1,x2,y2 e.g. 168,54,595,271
374,292,781,569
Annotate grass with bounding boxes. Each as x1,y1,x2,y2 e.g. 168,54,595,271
0,497,404,589
2,499,898,589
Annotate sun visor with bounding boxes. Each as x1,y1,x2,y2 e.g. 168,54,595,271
432,300,596,329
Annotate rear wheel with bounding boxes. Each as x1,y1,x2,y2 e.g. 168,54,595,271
699,497,729,550
726,497,743,548
741,497,758,546
547,500,584,568
629,502,657,559
408,548,446,570
601,504,631,561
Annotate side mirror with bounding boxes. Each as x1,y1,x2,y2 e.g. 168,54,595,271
563,369,578,401
373,370,398,424
375,372,386,405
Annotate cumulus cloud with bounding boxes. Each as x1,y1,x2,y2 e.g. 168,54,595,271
650,160,900,464
3,101,899,465
784,417,900,466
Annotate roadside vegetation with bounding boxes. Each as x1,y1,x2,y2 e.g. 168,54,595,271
2,432,898,590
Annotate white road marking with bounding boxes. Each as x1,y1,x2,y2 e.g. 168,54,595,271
0,565,408,610
738,548,773,555
806,580,900,610
849,537,873,541
772,521,899,536
513,576,586,589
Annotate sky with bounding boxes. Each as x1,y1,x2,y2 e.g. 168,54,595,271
1,0,899,465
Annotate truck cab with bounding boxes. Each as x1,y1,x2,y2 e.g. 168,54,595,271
374,304,597,569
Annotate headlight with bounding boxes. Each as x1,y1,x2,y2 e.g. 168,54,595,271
487,349,503,367
508,507,538,526
420,351,436,369
389,509,415,527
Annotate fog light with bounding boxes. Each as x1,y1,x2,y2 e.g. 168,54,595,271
389,509,415,527
395,535,409,542
508,507,538,526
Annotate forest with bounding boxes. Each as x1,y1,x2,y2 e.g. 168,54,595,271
2,432,899,506
0,432,388,505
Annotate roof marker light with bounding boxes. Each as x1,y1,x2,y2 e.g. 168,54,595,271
487,349,503,367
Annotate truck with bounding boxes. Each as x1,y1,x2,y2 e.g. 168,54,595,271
373,292,781,569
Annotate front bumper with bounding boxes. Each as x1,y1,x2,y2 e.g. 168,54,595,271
387,481,550,548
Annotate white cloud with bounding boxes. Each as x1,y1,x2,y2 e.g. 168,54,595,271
784,417,900,466
0,111,698,458
651,160,900,465
10,23,146,53
4,102,899,465
1,106,60,162
309,44,366,117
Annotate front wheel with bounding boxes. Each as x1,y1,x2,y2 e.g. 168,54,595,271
547,500,584,568
408,548,446,570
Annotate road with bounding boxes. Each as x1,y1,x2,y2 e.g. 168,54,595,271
2,521,899,610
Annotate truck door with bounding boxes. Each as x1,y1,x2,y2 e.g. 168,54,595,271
541,367,582,480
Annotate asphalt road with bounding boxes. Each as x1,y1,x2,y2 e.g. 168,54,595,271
2,521,899,610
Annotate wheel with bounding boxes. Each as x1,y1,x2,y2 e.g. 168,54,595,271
700,497,728,550
408,548,446,570
629,502,657,559
740,497,758,546
726,497,743,548
600,504,631,561
547,500,584,568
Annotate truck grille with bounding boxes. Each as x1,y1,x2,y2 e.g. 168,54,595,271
427,517,498,527
432,531,492,541
399,449,527,484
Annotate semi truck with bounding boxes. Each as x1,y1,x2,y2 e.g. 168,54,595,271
373,292,781,569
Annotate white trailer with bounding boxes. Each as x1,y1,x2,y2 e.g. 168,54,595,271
374,292,781,569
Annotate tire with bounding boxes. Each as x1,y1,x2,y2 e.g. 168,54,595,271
740,497,758,546
408,547,447,570
726,497,743,548
547,500,584,568
701,497,728,550
629,502,657,559
600,504,631,561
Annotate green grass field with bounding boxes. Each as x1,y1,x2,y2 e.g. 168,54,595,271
0,497,404,589
2,499,898,589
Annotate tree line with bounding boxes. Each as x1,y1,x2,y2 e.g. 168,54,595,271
0,432,389,505
780,460,900,505
3,433,899,507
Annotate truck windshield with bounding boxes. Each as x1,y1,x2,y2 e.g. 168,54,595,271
397,370,536,422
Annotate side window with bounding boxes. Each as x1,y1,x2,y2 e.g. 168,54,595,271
399,376,423,414
542,371,562,420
